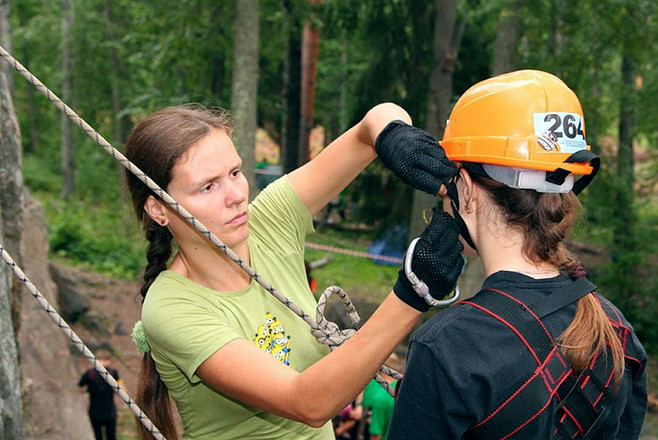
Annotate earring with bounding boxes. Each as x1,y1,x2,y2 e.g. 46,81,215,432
465,206,473,214
160,219,166,225
422,208,433,226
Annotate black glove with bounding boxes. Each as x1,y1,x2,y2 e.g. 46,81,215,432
394,209,464,312
375,120,458,196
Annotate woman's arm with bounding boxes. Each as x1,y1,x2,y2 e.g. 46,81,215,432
286,102,411,216
196,292,419,427
196,205,464,426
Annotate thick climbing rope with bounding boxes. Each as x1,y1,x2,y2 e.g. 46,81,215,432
0,44,400,413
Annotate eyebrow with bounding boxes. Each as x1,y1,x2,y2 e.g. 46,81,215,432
186,160,243,188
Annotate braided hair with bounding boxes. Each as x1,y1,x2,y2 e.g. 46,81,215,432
124,105,234,439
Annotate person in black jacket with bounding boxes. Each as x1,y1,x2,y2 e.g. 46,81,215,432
78,351,122,440
387,70,648,439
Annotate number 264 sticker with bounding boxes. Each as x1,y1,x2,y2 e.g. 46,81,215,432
533,112,587,153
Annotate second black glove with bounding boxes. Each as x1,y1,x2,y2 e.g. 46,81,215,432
393,209,465,312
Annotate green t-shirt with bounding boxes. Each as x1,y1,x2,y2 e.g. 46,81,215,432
362,379,397,440
142,177,333,440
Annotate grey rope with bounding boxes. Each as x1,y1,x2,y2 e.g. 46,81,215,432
0,246,166,440
0,43,399,406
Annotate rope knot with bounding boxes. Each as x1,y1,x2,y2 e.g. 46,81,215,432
310,319,356,349
312,286,361,349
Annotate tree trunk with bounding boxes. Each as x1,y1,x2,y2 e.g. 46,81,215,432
490,0,523,75
231,0,259,200
16,2,38,153
298,0,321,166
0,0,12,92
103,0,124,147
585,42,603,224
411,0,466,240
103,0,133,231
611,53,637,302
0,63,25,439
338,41,348,135
281,0,302,174
60,0,75,199
412,0,482,299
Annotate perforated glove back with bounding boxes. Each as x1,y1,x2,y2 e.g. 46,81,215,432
394,210,465,312
375,120,458,196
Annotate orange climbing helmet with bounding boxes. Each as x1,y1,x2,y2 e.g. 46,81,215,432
441,70,599,194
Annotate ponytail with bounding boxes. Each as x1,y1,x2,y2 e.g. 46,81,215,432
135,222,178,439
558,260,625,389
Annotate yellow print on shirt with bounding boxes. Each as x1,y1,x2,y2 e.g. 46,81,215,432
253,312,291,365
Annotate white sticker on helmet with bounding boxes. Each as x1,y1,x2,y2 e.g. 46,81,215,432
533,112,587,153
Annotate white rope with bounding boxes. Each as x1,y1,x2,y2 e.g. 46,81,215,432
314,286,401,394
0,44,400,432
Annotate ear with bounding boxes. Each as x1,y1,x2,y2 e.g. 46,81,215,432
459,168,478,214
144,195,169,226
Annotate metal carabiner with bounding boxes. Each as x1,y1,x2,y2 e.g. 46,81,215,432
404,238,461,308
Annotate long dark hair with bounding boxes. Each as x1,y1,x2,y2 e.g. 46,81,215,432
467,169,625,388
124,105,234,439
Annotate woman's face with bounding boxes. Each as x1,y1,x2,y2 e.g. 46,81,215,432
165,128,250,249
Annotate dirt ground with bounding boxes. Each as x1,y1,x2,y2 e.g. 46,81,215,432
65,263,658,440
65,264,146,439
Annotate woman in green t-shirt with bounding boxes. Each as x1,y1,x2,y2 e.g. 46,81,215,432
124,102,463,439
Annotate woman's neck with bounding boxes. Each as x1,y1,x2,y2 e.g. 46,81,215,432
477,228,558,279
169,240,252,291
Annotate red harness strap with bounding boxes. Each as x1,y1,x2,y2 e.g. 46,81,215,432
461,279,641,440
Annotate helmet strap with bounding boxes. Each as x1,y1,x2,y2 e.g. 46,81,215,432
447,181,478,251
545,150,600,195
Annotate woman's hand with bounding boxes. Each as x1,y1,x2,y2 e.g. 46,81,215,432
393,209,464,312
375,121,458,196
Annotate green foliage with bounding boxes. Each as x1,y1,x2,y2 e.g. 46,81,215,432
47,200,145,279
8,0,658,354
22,153,61,194
23,132,144,279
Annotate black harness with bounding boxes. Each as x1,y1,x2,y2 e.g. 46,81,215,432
460,278,643,440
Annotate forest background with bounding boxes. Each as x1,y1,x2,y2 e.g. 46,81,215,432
1,0,658,438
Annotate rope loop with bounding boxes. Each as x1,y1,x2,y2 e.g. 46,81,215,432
312,285,401,395
312,286,360,348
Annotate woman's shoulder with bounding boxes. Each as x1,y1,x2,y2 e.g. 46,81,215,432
249,176,313,251
142,271,222,317
411,301,483,344
250,176,305,218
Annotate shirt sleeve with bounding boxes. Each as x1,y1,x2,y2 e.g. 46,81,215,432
144,289,240,383
249,176,314,254
387,341,473,439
